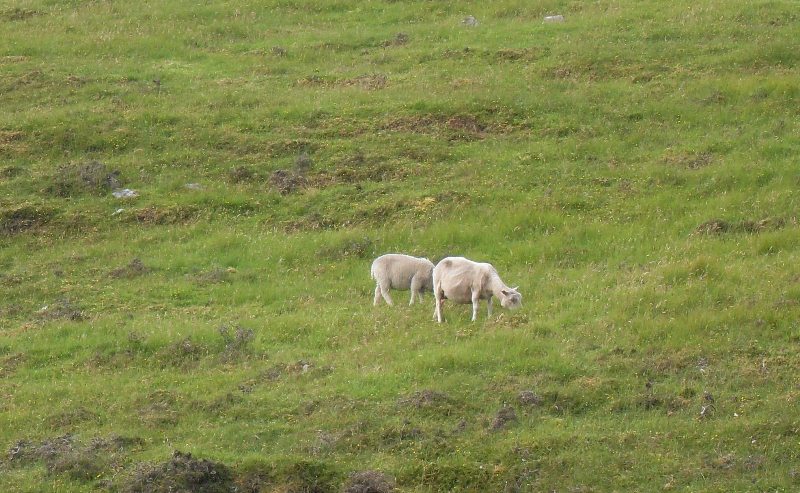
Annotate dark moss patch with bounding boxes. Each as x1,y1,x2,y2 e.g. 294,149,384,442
156,337,208,368
381,32,409,47
46,448,107,481
398,390,457,416
517,391,543,407
0,204,56,235
0,165,23,179
218,324,255,361
7,434,142,482
227,165,258,183
295,74,388,90
136,390,181,426
45,406,99,429
2,7,44,21
238,360,330,393
400,461,492,491
491,47,542,62
0,352,25,378
339,74,388,90
283,460,337,493
398,390,450,409
190,267,234,285
46,160,121,197
344,470,395,493
234,463,275,493
109,258,150,279
490,406,517,431
317,236,375,260
266,139,316,158
380,113,495,140
294,151,314,173
8,434,76,465
380,424,425,446
662,150,714,169
695,217,786,235
36,298,85,322
122,450,234,493
270,169,308,195
127,205,199,225
279,212,339,232
309,152,408,186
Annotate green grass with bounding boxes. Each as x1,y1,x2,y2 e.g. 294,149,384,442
2,0,799,491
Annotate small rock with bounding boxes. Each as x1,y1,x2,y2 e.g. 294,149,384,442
544,14,565,23
185,183,203,190
462,15,479,27
112,188,138,199
112,208,125,216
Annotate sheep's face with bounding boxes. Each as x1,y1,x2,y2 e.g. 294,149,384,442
500,288,522,310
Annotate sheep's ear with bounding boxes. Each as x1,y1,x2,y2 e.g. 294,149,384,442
511,286,519,292
501,289,510,296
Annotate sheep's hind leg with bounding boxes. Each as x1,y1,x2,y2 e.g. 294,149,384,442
379,280,394,306
373,284,382,306
409,276,421,305
434,286,444,322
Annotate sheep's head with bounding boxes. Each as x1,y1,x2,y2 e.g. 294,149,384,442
500,287,522,310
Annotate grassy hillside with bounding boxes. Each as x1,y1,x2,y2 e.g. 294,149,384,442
1,0,799,491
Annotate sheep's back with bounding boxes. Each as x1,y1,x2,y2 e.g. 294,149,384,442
372,254,432,289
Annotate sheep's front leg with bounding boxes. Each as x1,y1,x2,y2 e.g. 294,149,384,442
434,286,444,322
471,291,480,322
487,296,493,318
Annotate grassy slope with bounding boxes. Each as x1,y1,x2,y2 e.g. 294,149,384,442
1,0,799,491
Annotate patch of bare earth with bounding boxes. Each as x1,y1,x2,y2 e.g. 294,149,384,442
695,217,787,235
490,406,517,431
295,74,388,90
662,150,715,169
0,130,26,155
46,160,121,197
344,470,396,493
36,299,84,322
0,204,56,235
0,353,26,378
398,390,451,409
380,113,510,140
109,258,150,279
270,169,308,195
6,434,143,482
122,451,234,493
381,32,409,47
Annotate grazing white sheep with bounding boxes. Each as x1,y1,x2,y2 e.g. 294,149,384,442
433,256,522,322
371,254,435,306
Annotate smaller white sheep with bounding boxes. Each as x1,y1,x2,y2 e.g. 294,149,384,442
433,256,522,322
371,254,435,306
